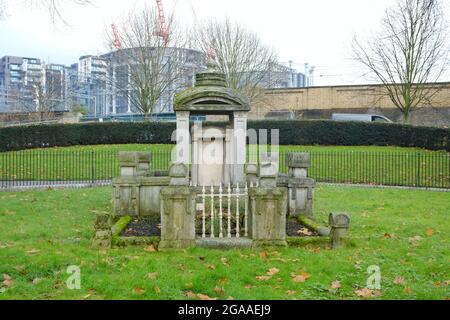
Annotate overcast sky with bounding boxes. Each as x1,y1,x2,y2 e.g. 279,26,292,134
0,0,448,86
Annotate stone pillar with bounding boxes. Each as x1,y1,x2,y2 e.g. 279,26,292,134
248,156,287,246
93,213,112,249
287,153,316,218
176,111,190,166
329,213,351,249
136,152,152,176
232,112,248,185
159,163,196,249
258,153,279,188
118,151,138,177
249,187,288,247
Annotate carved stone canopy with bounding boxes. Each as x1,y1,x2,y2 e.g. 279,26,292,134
173,60,250,115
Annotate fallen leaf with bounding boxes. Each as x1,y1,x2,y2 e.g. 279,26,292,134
186,291,197,298
2,274,12,288
291,271,311,283
286,290,297,296
26,249,40,255
197,293,217,301
221,257,229,266
259,251,269,259
297,228,313,236
83,294,91,300
256,276,272,281
144,245,157,252
409,236,422,243
267,268,280,276
312,247,321,254
384,233,392,239
331,280,342,290
244,284,254,289
32,278,42,285
134,287,145,295
218,278,228,286
206,264,216,270
213,287,225,295
227,296,235,300
444,280,450,286
355,288,374,299
426,229,435,236
154,286,161,294
404,287,412,295
199,256,206,261
146,272,158,280
394,277,406,285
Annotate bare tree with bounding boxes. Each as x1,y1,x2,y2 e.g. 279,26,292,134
195,18,278,104
0,0,93,22
107,5,187,120
353,0,449,124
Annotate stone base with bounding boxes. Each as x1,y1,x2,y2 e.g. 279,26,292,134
252,240,288,247
196,238,253,249
159,239,196,250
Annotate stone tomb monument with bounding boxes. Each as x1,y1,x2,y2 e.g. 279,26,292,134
99,61,351,250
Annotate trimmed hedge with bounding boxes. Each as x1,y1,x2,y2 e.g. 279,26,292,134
0,120,448,152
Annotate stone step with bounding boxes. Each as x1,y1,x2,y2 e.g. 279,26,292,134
196,237,253,249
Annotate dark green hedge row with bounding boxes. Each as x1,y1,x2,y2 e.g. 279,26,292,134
0,120,448,152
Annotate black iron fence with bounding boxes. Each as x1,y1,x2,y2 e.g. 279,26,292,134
0,149,449,190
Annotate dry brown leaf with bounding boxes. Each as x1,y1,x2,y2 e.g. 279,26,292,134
206,264,216,270
259,251,269,259
444,280,450,286
291,271,311,283
394,276,406,285
384,233,392,239
267,268,280,276
144,245,157,252
134,287,145,295
197,293,217,301
409,236,422,243
2,274,12,287
221,257,229,266
286,290,297,296
218,278,228,286
355,288,374,298
244,284,254,289
26,249,40,255
331,280,342,290
404,287,412,295
426,229,435,236
256,276,272,281
146,272,158,280
186,291,197,298
213,287,225,295
154,286,161,294
297,228,313,236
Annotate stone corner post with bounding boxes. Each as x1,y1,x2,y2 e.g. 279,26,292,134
249,157,288,247
329,213,351,249
92,213,113,249
159,163,196,249
287,152,316,218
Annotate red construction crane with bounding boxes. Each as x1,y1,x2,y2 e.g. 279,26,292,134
155,0,169,45
111,23,123,50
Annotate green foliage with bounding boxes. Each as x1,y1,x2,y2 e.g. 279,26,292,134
0,121,449,152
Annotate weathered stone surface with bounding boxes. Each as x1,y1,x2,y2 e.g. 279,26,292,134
286,152,311,169
94,213,112,229
248,187,288,245
159,186,196,249
169,163,189,186
245,163,259,186
173,60,250,113
329,213,351,249
196,238,253,249
93,230,112,249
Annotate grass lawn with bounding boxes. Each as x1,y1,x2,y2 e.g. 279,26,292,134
1,144,449,188
0,185,448,300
